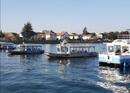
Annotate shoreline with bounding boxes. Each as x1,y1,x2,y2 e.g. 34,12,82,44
0,40,112,44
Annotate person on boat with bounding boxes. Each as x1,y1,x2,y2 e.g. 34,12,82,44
123,48,129,53
115,49,121,55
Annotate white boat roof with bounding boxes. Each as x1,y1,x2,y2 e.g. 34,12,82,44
0,42,14,44
106,39,128,46
58,43,95,47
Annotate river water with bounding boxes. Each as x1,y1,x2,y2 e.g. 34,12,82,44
0,44,130,93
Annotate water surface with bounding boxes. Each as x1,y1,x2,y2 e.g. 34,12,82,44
0,44,130,93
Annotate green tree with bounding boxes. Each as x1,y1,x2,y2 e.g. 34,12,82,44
0,30,4,37
102,31,119,40
21,22,36,39
83,27,89,35
120,31,129,34
91,33,96,37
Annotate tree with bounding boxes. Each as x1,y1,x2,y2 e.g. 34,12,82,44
120,31,129,34
21,22,36,39
0,30,4,37
102,31,119,40
83,27,89,34
91,33,96,38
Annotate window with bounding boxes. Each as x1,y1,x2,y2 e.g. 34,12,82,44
66,47,68,52
115,45,121,55
57,48,60,52
122,46,129,53
108,46,114,52
61,47,68,52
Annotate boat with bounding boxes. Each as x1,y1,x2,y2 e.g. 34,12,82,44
99,39,130,67
47,39,98,58
9,44,44,55
0,42,16,50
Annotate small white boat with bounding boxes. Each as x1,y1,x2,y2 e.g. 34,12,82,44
47,39,98,58
99,39,130,67
9,44,44,55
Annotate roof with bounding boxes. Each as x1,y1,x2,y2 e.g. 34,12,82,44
82,34,92,37
19,44,43,47
71,33,78,35
106,39,128,46
57,32,65,36
45,31,56,35
37,32,45,34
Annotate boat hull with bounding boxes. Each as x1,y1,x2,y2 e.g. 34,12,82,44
99,54,130,67
47,52,98,58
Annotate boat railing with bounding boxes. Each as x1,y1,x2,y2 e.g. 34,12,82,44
15,44,43,51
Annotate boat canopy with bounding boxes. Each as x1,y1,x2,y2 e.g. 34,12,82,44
105,39,130,55
56,43,96,54
18,44,43,47
14,44,43,51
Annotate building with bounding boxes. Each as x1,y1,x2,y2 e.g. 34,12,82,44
118,34,130,39
57,32,69,40
95,33,103,39
73,33,79,39
69,34,74,39
45,31,57,40
34,32,45,40
69,33,79,40
4,32,19,41
82,34,92,40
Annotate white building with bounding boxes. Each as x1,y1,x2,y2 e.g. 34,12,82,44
45,31,57,40
82,34,92,40
96,33,103,39
57,32,69,40
69,34,74,39
118,34,130,39
69,33,79,40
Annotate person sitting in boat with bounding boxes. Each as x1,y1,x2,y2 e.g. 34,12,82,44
115,49,121,55
85,50,87,53
123,48,129,53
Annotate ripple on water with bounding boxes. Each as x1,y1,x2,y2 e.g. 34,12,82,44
0,44,130,93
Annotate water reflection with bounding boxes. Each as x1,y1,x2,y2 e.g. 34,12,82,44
48,58,98,82
8,55,45,73
98,67,130,93
4,49,130,93
18,55,43,62
48,59,70,79
58,60,70,79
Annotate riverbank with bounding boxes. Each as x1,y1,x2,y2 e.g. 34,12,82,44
0,44,130,93
0,39,112,44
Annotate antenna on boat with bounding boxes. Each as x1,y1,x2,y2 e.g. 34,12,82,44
60,35,68,46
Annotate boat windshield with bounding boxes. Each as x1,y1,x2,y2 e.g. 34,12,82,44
57,48,60,52
61,47,68,52
16,45,42,51
115,45,121,55
108,46,114,52
57,46,68,53
122,46,129,53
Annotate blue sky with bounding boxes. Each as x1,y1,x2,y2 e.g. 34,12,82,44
1,0,130,33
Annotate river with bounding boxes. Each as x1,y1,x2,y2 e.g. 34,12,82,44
0,44,130,93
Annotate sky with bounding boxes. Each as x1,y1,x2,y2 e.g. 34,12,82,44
1,0,130,33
